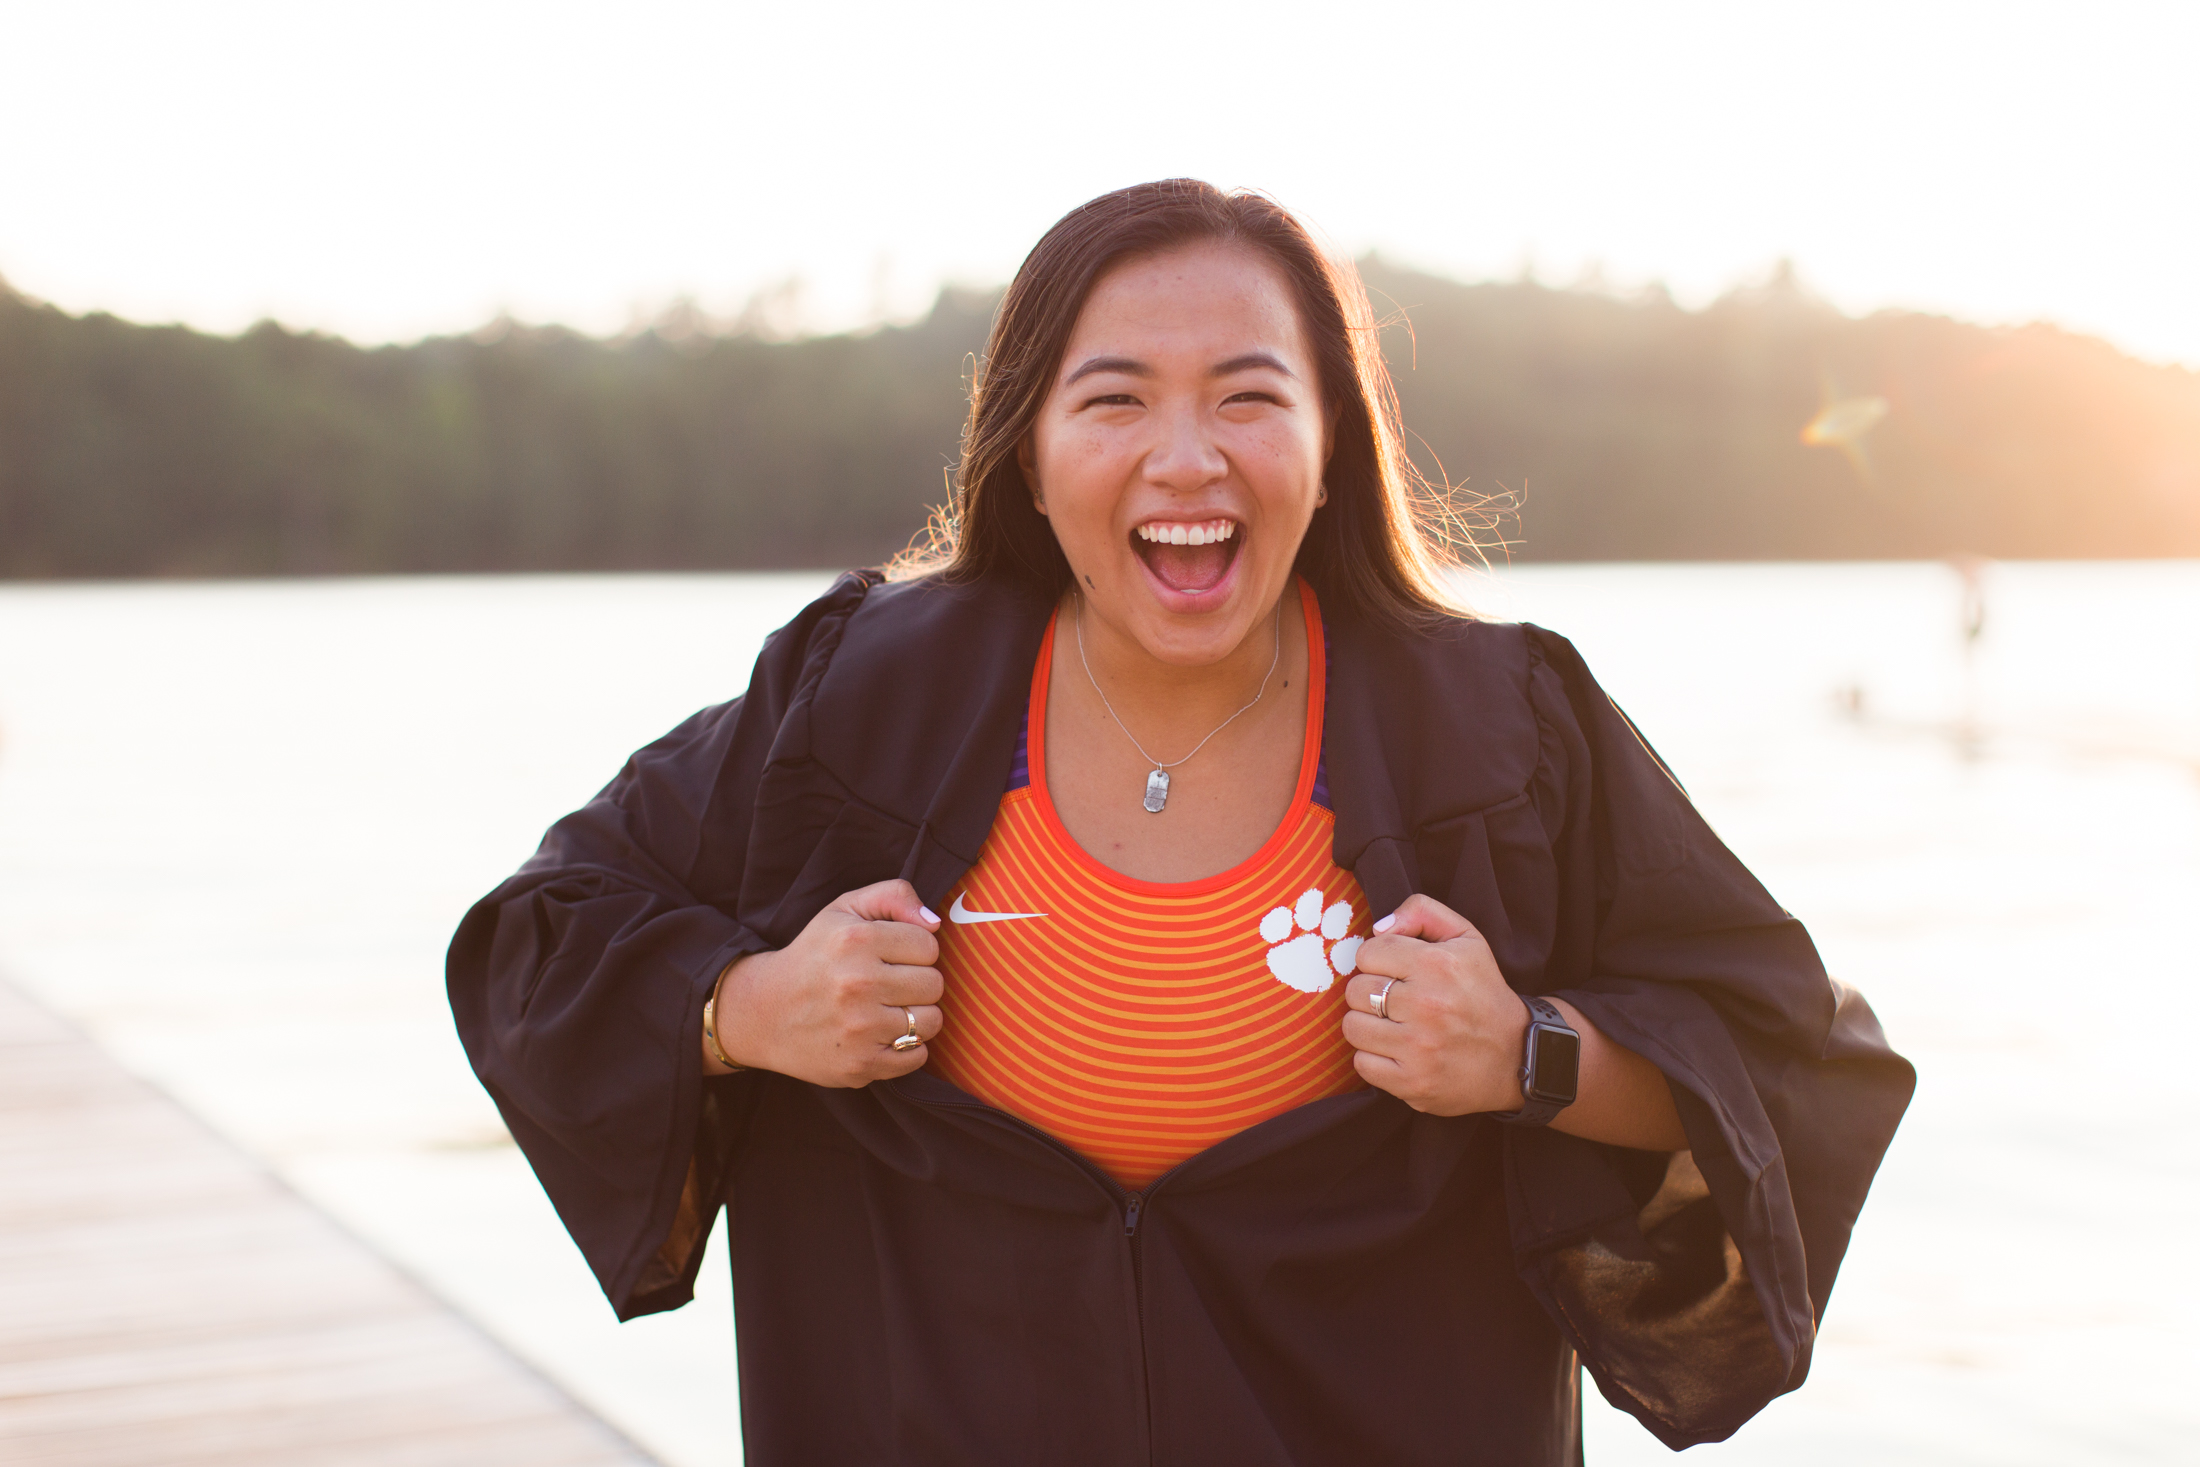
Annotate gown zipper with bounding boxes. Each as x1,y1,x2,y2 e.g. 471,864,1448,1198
904,1083,1191,1464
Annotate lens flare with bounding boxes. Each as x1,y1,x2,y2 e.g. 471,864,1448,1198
1802,396,1890,446
1802,393,1890,484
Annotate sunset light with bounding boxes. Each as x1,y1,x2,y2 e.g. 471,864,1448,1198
2,6,2194,1467
2,1,2197,364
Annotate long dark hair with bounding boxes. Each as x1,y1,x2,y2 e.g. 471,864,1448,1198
892,179,1481,626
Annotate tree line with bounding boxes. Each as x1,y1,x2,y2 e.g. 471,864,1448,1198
3,259,2196,579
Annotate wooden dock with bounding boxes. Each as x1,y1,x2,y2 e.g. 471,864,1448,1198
0,979,659,1467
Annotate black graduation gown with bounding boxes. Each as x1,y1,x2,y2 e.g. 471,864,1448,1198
447,570,1913,1466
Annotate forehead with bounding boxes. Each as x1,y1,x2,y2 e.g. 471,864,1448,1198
1064,241,1309,366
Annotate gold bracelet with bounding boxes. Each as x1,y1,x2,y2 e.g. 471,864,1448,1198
701,992,746,1074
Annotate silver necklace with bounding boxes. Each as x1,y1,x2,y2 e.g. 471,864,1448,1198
1073,594,1285,813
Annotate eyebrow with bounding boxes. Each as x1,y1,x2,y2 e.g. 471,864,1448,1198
1061,351,1297,387
1211,352,1295,379
1063,355,1146,386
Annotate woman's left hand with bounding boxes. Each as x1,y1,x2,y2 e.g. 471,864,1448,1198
1342,894,1529,1116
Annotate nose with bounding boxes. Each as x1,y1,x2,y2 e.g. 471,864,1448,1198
1142,404,1227,493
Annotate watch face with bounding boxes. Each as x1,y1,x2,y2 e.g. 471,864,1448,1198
1527,1027,1581,1103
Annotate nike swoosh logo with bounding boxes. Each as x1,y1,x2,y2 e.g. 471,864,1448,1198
948,893,1047,924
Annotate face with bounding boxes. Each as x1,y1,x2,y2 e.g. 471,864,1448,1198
1020,240,1333,667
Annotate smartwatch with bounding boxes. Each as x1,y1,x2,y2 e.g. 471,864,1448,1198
1495,996,1580,1126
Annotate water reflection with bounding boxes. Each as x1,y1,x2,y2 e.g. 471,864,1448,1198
0,564,2194,1466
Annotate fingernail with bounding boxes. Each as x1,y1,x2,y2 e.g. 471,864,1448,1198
1373,913,1397,934
920,906,941,925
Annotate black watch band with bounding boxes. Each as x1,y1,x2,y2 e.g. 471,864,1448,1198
1495,995,1581,1127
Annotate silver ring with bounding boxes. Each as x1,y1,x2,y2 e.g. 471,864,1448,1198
1370,979,1398,1022
891,1007,924,1052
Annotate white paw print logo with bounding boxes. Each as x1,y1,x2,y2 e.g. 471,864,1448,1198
1260,887,1362,994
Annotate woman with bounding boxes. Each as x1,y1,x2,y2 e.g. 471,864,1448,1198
449,180,1912,1465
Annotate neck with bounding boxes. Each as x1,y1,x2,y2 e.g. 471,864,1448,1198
1068,585,1298,751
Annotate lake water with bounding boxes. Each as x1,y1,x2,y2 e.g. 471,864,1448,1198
2,563,2195,1465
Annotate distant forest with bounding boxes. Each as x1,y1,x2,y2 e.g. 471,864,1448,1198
4,259,2198,578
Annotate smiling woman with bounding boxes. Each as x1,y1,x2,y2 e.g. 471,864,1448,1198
1025,244,1329,639
908,179,1460,634
449,180,1914,1466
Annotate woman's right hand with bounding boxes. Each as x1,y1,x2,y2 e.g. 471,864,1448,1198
704,879,945,1086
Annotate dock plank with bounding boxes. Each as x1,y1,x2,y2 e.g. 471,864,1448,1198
0,980,657,1466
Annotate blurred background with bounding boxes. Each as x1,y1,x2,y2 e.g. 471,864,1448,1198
2,2,2196,1463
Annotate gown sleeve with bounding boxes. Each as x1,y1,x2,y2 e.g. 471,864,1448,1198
1505,626,1916,1448
445,572,875,1320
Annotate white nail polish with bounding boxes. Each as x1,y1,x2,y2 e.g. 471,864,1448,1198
920,907,940,925
1374,914,1397,934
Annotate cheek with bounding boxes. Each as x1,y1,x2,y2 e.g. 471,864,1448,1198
1240,415,1327,477
1035,429,1134,520
1031,422,1087,486
1244,439,1326,516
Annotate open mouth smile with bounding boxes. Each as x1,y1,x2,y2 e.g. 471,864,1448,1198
1131,518,1242,600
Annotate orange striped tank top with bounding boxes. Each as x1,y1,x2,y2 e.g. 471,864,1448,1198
928,580,1369,1189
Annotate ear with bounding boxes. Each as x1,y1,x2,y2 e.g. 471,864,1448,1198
1016,436,1046,514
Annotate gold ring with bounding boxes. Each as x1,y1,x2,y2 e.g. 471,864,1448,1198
891,1007,924,1052
1370,979,1398,1022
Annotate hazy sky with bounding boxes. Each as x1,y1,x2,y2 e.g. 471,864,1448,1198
7,0,2196,364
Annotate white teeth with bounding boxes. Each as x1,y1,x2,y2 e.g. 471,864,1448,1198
1135,519,1236,544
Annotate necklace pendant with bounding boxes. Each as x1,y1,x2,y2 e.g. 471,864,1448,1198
1142,768,1171,813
